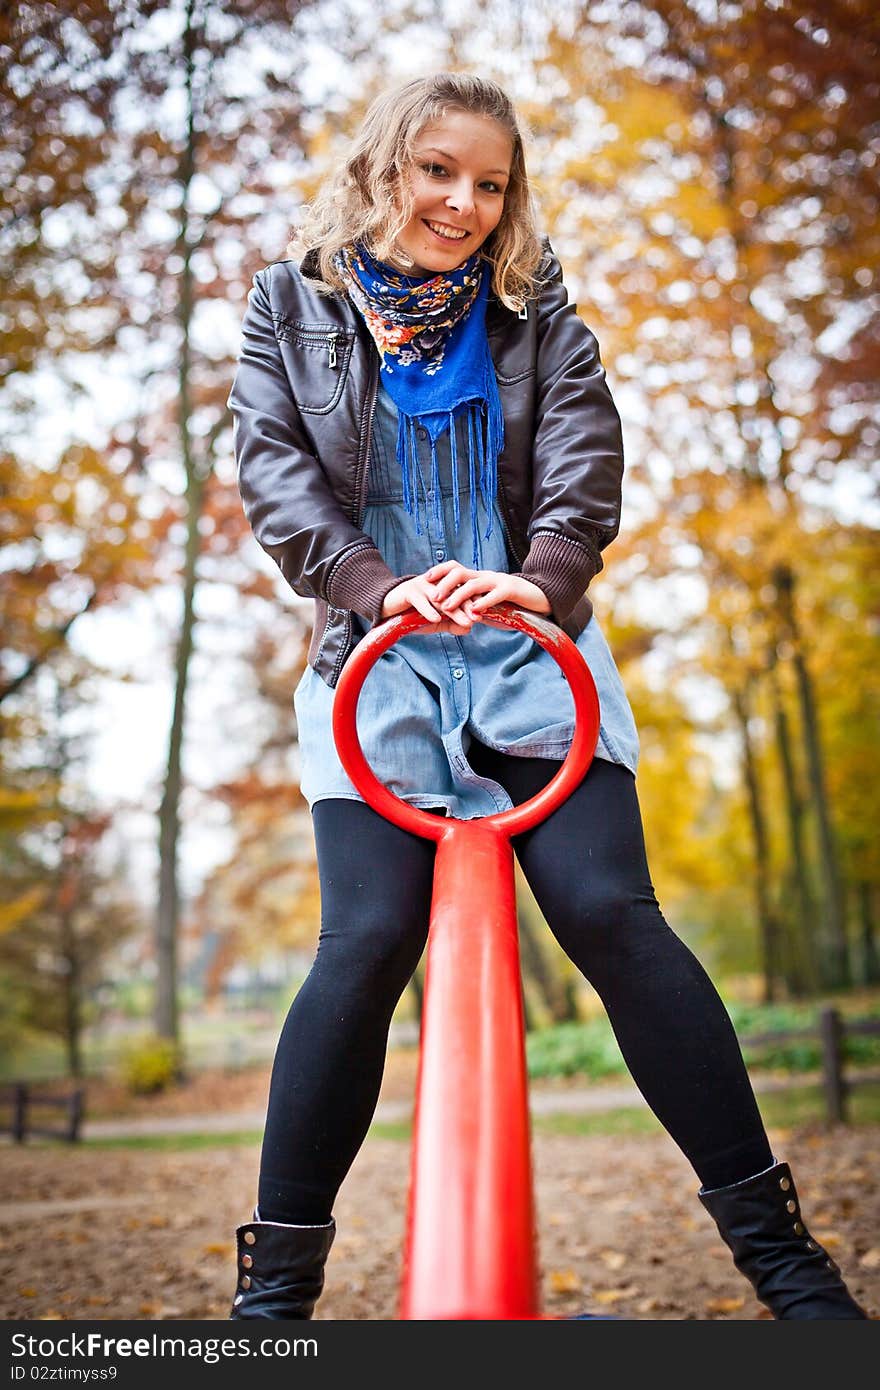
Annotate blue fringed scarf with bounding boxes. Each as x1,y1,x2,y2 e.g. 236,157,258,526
334,243,504,566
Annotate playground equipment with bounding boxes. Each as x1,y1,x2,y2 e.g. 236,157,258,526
332,604,600,1320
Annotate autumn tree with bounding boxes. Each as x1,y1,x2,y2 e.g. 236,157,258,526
3,0,317,1047
0,656,141,1076
522,0,879,994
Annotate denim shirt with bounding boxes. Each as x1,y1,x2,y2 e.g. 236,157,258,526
294,385,640,818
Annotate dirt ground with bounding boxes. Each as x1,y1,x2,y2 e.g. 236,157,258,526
1,1053,878,1322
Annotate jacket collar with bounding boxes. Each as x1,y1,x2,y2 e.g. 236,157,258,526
300,247,321,280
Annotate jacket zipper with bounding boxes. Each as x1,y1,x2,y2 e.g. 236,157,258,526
287,326,341,368
354,353,379,528
329,351,379,686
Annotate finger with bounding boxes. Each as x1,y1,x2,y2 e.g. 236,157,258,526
471,585,509,611
440,576,495,607
409,591,442,622
425,560,460,582
447,606,473,627
432,567,474,600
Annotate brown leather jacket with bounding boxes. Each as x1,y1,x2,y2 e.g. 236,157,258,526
228,241,624,686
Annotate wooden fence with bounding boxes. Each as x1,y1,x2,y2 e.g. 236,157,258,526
0,1082,84,1143
739,1006,880,1125
0,1007,877,1142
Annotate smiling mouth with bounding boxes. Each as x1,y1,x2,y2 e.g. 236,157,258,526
423,220,469,242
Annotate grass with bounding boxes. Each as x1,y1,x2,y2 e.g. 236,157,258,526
532,1082,880,1137
52,1080,878,1152
525,997,880,1082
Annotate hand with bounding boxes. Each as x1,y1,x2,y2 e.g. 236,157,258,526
425,561,552,618
380,574,478,632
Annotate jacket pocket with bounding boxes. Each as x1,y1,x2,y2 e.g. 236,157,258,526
274,318,355,414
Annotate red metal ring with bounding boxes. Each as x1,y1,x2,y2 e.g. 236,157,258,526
331,603,600,841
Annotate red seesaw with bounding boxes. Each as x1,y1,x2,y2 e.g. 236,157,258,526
332,603,600,1320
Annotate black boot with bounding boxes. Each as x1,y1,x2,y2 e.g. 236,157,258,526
699,1160,867,1319
230,1217,336,1319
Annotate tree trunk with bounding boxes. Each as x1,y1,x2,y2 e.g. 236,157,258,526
518,908,579,1024
154,0,207,1045
60,904,82,1080
155,476,203,1043
408,964,424,1035
858,881,880,985
731,681,781,1001
772,565,850,987
769,658,820,995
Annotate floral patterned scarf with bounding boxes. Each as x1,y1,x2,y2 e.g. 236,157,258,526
334,243,504,565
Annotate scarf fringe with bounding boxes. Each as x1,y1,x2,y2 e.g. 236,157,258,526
396,400,501,569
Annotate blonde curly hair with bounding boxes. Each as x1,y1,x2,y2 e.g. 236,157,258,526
294,72,545,311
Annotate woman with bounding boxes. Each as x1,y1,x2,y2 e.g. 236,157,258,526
226,71,867,1321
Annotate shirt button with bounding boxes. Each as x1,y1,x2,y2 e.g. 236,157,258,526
434,548,445,560
452,667,465,680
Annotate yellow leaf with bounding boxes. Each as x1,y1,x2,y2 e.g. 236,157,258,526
599,1250,626,1271
859,1248,880,1270
18,1288,37,1298
549,1269,582,1294
593,1287,633,1305
202,1242,232,1257
815,1230,842,1249
705,1296,745,1314
637,1297,664,1313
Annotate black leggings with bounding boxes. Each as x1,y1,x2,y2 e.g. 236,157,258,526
257,751,773,1224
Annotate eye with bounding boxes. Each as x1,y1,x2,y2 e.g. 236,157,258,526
421,161,448,178
480,180,505,195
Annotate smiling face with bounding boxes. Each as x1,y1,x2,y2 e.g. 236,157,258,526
393,109,514,276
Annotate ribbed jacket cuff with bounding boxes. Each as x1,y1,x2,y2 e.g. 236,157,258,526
517,529,603,624
326,545,402,624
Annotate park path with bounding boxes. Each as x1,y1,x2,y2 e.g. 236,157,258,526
76,1069,843,1139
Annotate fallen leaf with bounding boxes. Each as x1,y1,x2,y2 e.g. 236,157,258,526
815,1230,842,1249
549,1269,582,1293
594,1287,636,1305
334,1235,366,1254
599,1249,626,1271
202,1242,232,1257
859,1248,880,1270
18,1288,37,1298
705,1296,745,1315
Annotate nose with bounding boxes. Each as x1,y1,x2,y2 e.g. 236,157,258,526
445,177,474,218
